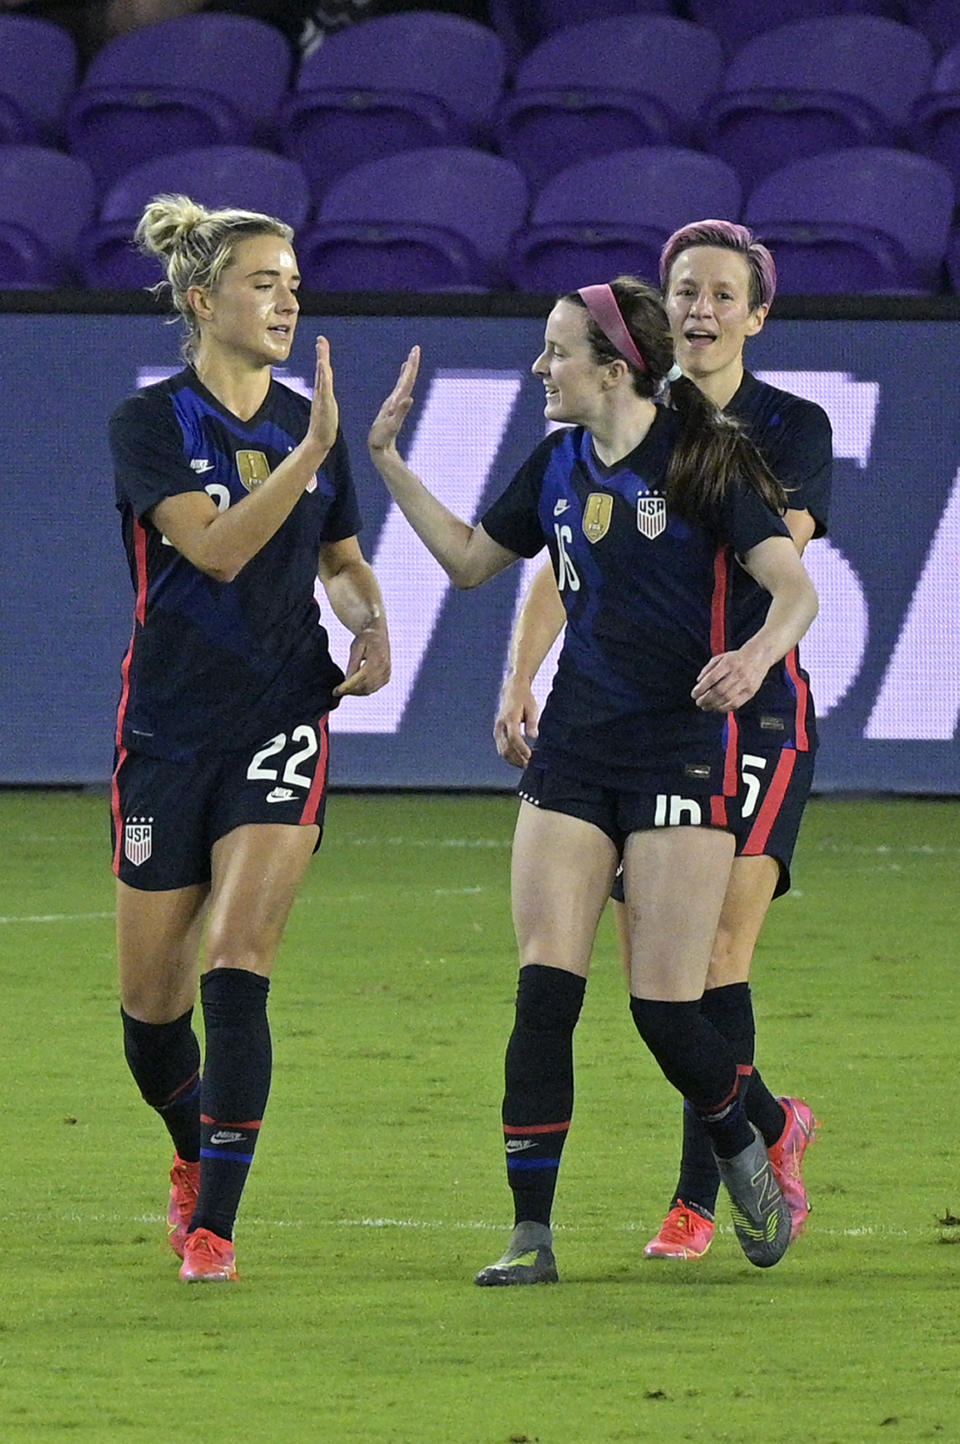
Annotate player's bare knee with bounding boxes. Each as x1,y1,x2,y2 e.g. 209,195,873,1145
704,932,751,990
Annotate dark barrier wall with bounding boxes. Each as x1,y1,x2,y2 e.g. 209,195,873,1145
2,301,959,792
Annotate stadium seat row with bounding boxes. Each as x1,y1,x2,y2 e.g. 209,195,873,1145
3,9,960,200
1,141,958,295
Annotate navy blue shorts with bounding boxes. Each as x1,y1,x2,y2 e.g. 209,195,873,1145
111,714,330,891
518,755,734,855
609,744,815,902
735,744,815,898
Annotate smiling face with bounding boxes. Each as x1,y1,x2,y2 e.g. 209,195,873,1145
193,232,300,368
664,245,767,406
531,298,611,426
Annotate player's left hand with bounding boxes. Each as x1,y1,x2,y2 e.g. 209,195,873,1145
333,622,391,697
692,649,765,712
368,346,421,455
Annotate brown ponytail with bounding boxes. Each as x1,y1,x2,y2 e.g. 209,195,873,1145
667,375,788,521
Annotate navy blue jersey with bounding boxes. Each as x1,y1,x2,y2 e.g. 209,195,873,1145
727,371,833,751
110,367,361,762
482,406,790,789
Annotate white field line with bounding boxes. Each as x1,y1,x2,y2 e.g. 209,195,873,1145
26,1210,921,1241
2,837,953,926
0,909,113,925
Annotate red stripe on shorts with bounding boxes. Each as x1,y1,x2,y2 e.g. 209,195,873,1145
110,746,127,875
741,749,797,856
299,713,329,825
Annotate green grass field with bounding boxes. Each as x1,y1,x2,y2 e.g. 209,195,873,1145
2,789,959,1443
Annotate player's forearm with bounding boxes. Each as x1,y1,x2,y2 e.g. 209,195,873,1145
507,561,565,682
368,446,486,588
742,573,819,672
190,437,331,581
322,558,387,640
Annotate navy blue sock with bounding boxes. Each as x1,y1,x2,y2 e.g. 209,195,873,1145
629,996,753,1159
703,983,786,1147
502,965,586,1227
190,968,271,1242
121,1006,201,1163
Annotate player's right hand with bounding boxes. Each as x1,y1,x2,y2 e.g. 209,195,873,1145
493,675,539,768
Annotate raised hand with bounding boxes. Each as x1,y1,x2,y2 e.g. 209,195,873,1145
368,347,421,455
307,335,339,456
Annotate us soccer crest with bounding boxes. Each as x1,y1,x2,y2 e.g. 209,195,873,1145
124,817,153,867
637,493,667,539
582,492,613,544
236,450,271,491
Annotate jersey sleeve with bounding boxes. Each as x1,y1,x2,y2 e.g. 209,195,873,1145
317,429,362,543
109,389,204,520
480,435,557,557
721,481,792,557
762,399,833,537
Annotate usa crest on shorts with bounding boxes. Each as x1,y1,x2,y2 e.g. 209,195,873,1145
637,493,666,539
124,817,153,866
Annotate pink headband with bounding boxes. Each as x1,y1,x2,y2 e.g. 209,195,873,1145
577,284,648,374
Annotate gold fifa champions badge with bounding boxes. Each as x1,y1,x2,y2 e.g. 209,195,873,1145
636,494,667,539
236,450,271,491
582,492,613,543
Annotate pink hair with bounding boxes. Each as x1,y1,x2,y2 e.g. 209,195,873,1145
659,219,777,310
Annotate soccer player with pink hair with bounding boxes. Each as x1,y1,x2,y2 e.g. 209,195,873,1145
494,221,832,1265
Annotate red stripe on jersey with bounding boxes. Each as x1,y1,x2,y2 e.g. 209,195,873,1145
114,518,149,749
741,749,797,856
504,1121,571,1136
201,1116,262,1129
710,793,728,827
723,709,740,798
299,713,330,825
784,648,811,752
710,546,730,655
110,746,127,875
711,549,740,802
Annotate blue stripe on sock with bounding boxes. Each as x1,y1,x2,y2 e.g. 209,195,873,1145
506,1157,561,1170
200,1147,255,1164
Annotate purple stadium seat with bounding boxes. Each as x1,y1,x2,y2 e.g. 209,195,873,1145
508,146,742,293
701,17,934,191
65,15,292,189
297,147,528,291
77,146,311,289
0,146,95,286
494,16,724,191
745,147,954,293
913,42,960,188
687,0,907,58
904,0,960,54
487,0,672,67
0,15,77,144
280,13,506,199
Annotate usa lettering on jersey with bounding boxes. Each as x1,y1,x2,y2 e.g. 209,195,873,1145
637,494,666,539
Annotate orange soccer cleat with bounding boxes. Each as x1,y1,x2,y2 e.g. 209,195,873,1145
644,1200,715,1259
178,1227,239,1283
167,1154,201,1259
